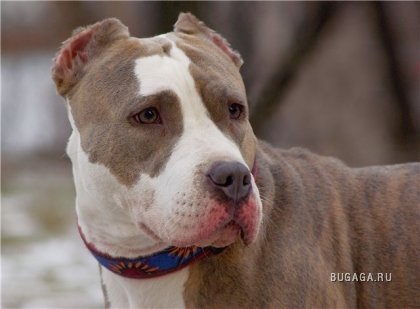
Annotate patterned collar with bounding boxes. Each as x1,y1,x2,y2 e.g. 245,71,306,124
78,225,225,279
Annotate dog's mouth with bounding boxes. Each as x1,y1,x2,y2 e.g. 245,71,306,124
138,196,260,249
139,219,242,249
194,220,247,248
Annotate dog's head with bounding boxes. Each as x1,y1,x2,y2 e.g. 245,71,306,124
53,14,262,250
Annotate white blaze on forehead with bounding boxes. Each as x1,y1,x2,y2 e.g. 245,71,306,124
134,40,191,96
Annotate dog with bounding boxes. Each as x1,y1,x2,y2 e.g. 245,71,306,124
52,13,420,308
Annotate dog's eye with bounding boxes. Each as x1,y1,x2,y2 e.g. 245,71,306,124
228,103,243,120
133,107,161,124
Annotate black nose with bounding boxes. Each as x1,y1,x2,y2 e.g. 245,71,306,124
207,161,252,202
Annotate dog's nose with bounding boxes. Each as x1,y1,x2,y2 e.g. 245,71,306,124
208,161,251,202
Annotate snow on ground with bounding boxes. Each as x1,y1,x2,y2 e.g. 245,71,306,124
3,234,103,308
2,158,103,308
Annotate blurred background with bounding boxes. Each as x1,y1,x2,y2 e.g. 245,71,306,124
2,1,419,308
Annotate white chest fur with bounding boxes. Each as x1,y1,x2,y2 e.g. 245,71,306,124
102,267,188,308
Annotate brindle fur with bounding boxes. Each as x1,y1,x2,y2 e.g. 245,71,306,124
184,142,420,308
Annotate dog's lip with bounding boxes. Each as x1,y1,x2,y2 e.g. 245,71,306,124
194,220,241,248
228,220,249,245
234,218,252,245
240,228,245,241
165,219,238,248
140,218,250,249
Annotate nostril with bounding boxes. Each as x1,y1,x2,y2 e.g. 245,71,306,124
225,175,233,187
243,175,251,186
208,173,234,187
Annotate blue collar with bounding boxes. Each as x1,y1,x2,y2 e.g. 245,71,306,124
78,226,225,279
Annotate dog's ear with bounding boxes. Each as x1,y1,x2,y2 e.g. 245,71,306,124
52,18,129,96
174,12,243,68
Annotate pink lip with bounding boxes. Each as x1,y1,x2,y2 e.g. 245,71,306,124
168,219,232,247
232,196,260,245
178,198,260,247
207,221,242,247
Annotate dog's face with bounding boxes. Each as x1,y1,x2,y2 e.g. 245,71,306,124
53,14,261,249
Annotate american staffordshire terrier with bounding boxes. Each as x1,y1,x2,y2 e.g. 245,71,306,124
52,13,420,308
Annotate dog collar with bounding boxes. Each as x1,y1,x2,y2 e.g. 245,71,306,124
78,226,225,279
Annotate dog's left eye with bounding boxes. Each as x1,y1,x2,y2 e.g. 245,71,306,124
228,103,243,120
132,107,161,124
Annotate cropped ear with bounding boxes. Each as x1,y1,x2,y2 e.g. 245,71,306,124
174,12,243,68
52,18,129,96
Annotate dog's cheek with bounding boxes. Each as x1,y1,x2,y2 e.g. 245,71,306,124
75,144,120,199
69,132,121,199
116,175,158,219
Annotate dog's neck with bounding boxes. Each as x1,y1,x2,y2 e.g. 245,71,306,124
74,180,193,308
75,187,165,258
74,182,194,307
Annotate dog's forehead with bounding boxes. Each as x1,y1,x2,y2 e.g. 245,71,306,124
71,32,245,113
134,32,246,98
133,36,192,96
171,32,246,93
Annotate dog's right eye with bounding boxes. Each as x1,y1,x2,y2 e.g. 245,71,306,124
228,103,244,120
132,107,161,124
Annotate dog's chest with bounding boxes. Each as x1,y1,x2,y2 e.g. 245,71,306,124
102,267,189,308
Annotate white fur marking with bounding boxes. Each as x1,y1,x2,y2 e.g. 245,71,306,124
102,267,188,308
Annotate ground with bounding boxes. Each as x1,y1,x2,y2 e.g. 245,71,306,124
2,157,103,308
